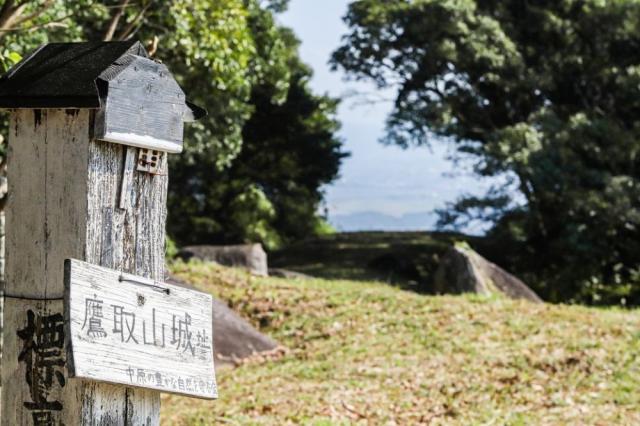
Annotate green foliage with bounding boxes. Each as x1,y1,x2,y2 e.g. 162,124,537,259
312,217,336,237
0,50,21,72
161,0,257,167
333,0,640,305
0,0,342,251
165,235,179,260
0,0,258,166
167,24,347,249
227,184,281,249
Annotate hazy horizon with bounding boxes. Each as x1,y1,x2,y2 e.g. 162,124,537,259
279,1,497,233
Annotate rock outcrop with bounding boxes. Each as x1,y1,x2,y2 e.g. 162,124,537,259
179,243,268,276
433,244,542,303
209,297,280,365
167,276,280,366
268,268,312,279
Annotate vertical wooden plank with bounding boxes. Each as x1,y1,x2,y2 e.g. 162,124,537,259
81,119,165,424
2,299,67,425
134,154,168,280
6,110,48,298
81,135,129,424
44,110,91,423
0,209,4,420
3,110,51,426
2,109,165,425
45,110,90,299
2,109,89,426
119,147,137,210
126,153,166,425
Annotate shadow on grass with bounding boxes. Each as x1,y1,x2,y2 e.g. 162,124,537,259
270,231,482,293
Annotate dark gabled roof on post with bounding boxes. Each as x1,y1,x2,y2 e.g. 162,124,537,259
0,40,148,108
0,40,206,153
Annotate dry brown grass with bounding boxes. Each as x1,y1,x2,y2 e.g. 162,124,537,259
161,261,640,425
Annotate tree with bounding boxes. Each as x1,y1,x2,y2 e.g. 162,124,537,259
1,0,345,251
333,0,640,305
168,27,346,249
0,0,257,205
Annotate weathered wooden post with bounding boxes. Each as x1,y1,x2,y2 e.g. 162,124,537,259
0,41,215,425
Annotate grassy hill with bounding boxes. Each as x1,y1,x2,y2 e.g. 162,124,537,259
162,261,640,425
270,231,484,292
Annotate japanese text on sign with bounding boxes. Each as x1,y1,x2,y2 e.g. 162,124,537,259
65,259,217,399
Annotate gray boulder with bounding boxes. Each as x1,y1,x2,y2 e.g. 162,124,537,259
209,297,280,365
179,243,268,276
166,276,280,366
433,244,542,303
268,268,312,280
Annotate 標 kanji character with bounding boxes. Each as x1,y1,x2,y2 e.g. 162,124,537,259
17,310,65,414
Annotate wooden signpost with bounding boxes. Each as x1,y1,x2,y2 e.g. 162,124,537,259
65,259,217,399
0,41,213,425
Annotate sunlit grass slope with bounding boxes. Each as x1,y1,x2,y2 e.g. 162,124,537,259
162,261,640,425
270,231,481,291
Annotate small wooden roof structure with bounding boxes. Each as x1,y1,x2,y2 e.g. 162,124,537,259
0,40,205,153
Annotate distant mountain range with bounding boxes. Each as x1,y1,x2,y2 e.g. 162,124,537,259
329,211,438,232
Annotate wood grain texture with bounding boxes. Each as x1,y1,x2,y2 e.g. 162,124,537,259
119,147,137,210
3,109,89,426
65,259,217,399
2,109,170,425
96,55,186,154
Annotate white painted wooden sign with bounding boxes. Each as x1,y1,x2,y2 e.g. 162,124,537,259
64,258,217,399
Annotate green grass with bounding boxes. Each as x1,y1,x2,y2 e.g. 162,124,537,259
270,231,480,291
162,261,640,425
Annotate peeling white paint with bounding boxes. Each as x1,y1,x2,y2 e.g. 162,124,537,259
100,131,183,154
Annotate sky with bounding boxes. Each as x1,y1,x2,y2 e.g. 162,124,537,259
279,1,496,232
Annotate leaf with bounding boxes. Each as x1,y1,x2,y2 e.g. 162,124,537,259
7,51,22,65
